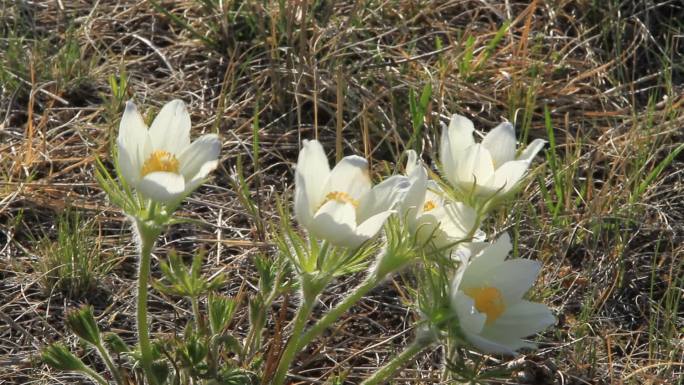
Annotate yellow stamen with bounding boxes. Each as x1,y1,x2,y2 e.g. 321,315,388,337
423,200,437,212
322,191,359,208
141,150,180,176
463,286,506,325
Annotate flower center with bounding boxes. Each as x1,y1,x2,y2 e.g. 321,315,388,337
463,286,506,325
141,150,180,176
322,191,359,208
423,200,437,212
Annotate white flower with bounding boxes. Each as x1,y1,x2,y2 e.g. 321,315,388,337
450,233,555,355
401,150,483,249
440,114,546,198
294,140,409,248
117,100,221,204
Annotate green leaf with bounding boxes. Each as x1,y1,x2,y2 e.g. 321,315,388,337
214,334,244,357
208,294,237,335
632,142,684,202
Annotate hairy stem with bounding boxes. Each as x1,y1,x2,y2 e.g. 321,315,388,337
191,296,203,332
360,339,429,385
81,365,111,385
136,221,160,385
95,342,124,385
271,297,316,385
295,274,380,352
273,276,379,385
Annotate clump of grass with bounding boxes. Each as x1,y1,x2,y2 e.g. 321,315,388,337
35,211,113,299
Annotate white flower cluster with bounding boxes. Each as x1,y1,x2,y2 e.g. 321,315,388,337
293,113,554,354
116,100,554,355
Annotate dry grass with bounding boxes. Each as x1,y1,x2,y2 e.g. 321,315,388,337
1,0,682,384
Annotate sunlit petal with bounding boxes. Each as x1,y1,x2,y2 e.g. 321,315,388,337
451,291,486,335
488,300,556,337
481,122,516,168
294,172,314,228
485,160,529,194
357,175,409,223
178,134,221,181
488,259,541,303
296,140,331,210
323,155,371,201
310,200,358,247
458,233,512,288
137,172,186,203
455,144,495,188
517,138,547,163
117,139,140,185
356,210,394,239
148,99,191,154
440,114,475,185
117,101,151,183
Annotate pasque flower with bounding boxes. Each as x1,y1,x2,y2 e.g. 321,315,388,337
440,114,545,198
401,150,483,249
294,140,409,248
117,99,221,203
450,233,555,354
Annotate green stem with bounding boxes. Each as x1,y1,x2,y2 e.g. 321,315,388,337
295,274,381,352
191,296,203,332
136,221,160,385
80,365,110,385
360,339,430,385
244,281,279,361
95,342,124,385
272,242,407,384
272,297,316,385
273,274,382,385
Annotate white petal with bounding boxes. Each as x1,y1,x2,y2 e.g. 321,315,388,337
117,101,151,182
440,114,474,185
148,99,191,154
178,134,221,180
447,114,476,152
488,259,541,303
402,156,428,219
489,300,556,338
118,101,149,150
137,171,186,203
294,172,314,228
403,178,427,221
295,140,331,211
481,122,516,168
356,210,394,240
310,200,359,247
455,144,495,189
451,290,486,335
183,159,220,196
405,150,419,175
484,160,529,194
459,233,512,289
415,207,461,247
413,211,441,242
323,155,371,201
117,139,140,185
424,183,445,206
184,174,208,197
517,138,546,163
440,202,479,240
358,175,410,223
463,331,520,355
